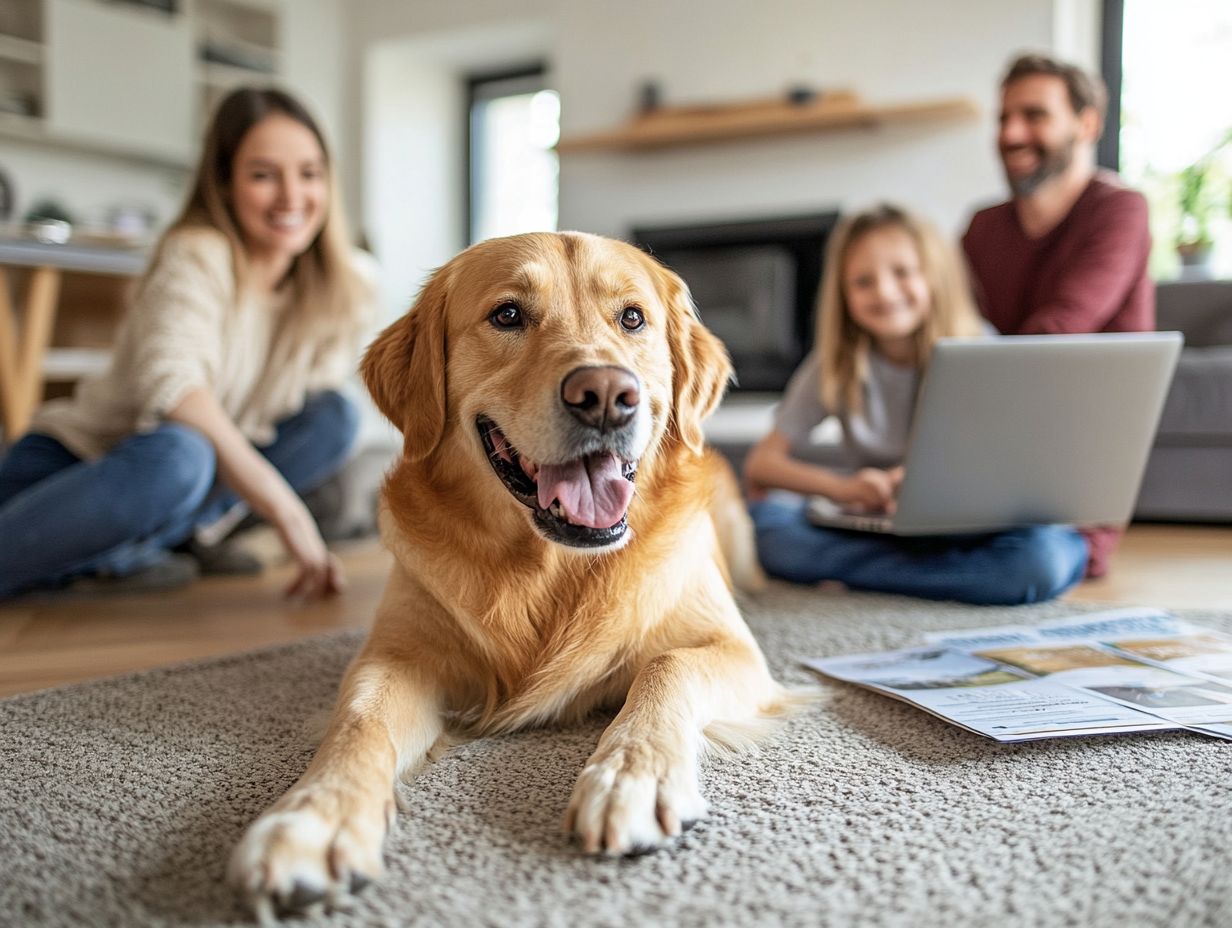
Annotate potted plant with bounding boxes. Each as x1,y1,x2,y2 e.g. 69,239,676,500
1176,162,1213,266
1175,130,1231,271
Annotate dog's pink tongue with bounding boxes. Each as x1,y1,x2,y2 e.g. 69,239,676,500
536,453,634,529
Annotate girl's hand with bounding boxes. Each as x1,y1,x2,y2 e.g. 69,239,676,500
743,471,770,503
269,490,347,600
840,466,904,513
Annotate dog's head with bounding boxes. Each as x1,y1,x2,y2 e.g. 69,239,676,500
362,232,731,551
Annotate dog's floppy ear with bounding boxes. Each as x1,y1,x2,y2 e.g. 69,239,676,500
360,267,449,462
656,262,733,455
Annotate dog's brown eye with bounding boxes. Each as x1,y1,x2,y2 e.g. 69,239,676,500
620,307,645,331
490,302,524,329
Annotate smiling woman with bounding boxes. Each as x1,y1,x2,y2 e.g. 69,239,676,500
228,114,329,276
0,88,374,601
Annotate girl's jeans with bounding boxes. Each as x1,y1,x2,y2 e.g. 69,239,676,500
750,496,1089,605
0,390,358,598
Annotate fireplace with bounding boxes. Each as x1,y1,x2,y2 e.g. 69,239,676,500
632,212,840,392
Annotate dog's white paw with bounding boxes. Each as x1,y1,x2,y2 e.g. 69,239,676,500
228,784,393,919
564,741,707,856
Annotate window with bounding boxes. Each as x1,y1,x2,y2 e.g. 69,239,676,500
466,66,560,247
1106,0,1232,278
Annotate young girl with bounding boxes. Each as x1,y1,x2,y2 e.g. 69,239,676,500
0,88,372,600
744,204,1088,605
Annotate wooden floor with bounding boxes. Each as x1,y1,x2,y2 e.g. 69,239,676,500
1,523,1229,698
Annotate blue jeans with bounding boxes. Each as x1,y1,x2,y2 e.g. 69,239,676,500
0,391,359,598
750,498,1089,606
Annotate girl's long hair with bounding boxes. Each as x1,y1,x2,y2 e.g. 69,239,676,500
160,86,364,335
817,204,984,414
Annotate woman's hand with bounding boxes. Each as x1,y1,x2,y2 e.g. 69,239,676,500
268,489,346,599
168,388,345,600
838,466,905,513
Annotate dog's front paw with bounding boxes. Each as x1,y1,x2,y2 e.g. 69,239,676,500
564,740,706,856
228,782,394,919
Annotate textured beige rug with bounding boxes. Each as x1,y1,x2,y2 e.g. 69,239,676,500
1,585,1229,927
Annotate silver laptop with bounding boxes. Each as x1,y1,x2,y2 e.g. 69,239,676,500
805,332,1183,536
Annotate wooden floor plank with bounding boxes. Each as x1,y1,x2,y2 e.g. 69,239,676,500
0,524,1228,698
1065,524,1232,611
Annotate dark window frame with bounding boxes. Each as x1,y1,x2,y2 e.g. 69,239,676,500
463,63,550,248
1099,0,1125,170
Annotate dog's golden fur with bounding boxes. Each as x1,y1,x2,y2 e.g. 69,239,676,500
229,232,800,918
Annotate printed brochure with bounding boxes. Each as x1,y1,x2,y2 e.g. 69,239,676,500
803,608,1232,743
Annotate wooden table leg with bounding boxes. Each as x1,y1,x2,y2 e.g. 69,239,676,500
0,268,22,439
0,266,62,441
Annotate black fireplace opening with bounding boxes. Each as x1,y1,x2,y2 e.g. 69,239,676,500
632,212,840,392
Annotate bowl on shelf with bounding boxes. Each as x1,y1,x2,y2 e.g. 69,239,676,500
26,218,72,245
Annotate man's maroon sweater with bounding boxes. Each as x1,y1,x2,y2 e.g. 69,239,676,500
962,171,1154,335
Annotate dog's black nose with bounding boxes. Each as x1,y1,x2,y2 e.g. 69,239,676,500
561,365,641,431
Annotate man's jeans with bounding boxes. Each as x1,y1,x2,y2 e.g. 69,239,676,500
0,391,358,598
750,497,1089,606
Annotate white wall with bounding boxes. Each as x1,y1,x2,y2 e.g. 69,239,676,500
360,18,555,323
1053,0,1102,71
279,0,349,183
348,0,1077,317
553,0,1050,237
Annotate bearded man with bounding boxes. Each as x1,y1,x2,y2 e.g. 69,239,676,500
963,53,1154,334
962,53,1155,577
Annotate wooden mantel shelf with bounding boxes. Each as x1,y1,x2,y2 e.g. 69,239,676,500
556,91,979,153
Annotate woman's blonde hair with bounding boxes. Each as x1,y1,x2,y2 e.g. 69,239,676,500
161,87,364,334
817,203,984,413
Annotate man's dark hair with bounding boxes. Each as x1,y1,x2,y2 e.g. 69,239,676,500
1002,52,1108,122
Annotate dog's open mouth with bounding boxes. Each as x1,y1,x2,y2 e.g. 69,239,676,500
477,416,636,548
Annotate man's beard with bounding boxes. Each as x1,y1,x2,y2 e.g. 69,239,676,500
1001,135,1076,197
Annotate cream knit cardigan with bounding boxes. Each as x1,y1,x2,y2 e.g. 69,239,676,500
33,226,371,460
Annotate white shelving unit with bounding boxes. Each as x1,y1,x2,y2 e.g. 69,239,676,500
0,34,43,66
46,0,196,165
0,0,43,134
0,109,42,142
0,0,283,167
193,0,282,131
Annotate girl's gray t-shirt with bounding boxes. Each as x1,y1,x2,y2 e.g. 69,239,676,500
774,349,920,472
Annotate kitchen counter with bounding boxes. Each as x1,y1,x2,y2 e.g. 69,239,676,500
0,235,149,275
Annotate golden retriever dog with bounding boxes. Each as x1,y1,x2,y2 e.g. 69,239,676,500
228,232,805,918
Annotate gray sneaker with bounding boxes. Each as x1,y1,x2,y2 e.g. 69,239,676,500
66,554,201,596
184,538,264,576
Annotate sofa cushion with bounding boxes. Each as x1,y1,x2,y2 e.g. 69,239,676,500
1135,444,1232,520
1154,346,1232,442
1156,280,1232,347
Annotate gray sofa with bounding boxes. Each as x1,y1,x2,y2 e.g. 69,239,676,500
1134,279,1232,522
